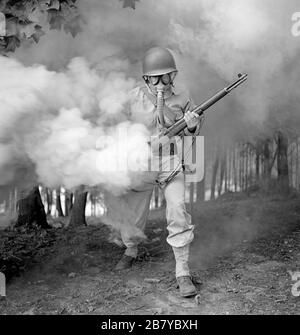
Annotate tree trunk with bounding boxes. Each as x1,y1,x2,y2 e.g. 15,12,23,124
65,191,70,217
296,138,299,190
226,148,231,192
93,194,96,216
245,145,249,189
16,186,49,228
69,187,88,227
154,185,159,209
210,146,220,200
89,192,97,217
255,146,260,180
277,131,289,192
218,152,226,196
1,191,10,213
8,188,17,214
69,193,74,211
238,143,242,191
56,187,64,217
233,145,237,191
263,140,271,178
45,188,52,215
0,186,10,213
196,179,205,202
289,142,293,188
241,144,245,191
249,146,252,187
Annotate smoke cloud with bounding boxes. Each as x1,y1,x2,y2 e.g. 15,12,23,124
0,55,151,193
1,0,300,193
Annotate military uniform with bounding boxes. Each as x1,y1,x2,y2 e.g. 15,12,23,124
111,85,200,278
112,47,201,297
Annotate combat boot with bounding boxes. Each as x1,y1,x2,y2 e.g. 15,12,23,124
177,276,197,297
114,255,135,271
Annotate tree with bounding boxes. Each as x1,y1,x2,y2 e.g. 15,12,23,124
69,186,88,226
45,187,53,215
210,145,220,200
64,190,71,216
55,187,64,217
218,152,226,196
196,179,205,202
154,185,159,209
16,186,50,228
276,131,289,192
69,192,73,211
255,142,261,180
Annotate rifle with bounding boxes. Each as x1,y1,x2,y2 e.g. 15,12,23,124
150,73,248,187
163,73,248,138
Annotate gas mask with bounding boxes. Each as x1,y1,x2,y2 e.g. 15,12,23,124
143,72,177,127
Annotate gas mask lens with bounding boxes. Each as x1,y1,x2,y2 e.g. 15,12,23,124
146,72,175,86
149,76,160,85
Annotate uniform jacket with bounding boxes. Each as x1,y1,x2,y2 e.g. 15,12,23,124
125,85,201,137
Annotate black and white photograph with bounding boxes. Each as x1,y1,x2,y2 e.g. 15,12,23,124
0,0,300,319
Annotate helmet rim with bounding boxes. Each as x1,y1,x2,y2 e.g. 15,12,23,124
143,68,178,77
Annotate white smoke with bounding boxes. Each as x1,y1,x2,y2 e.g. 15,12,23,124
166,0,300,125
0,55,151,193
1,0,300,191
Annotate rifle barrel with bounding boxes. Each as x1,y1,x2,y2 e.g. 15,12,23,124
164,73,248,138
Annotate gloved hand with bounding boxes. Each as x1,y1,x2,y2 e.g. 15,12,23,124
184,111,201,131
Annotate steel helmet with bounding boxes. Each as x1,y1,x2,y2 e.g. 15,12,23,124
142,47,177,76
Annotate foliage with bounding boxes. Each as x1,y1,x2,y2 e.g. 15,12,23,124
0,0,83,53
0,0,141,54
119,0,140,10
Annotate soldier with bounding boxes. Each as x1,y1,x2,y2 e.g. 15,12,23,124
113,47,202,297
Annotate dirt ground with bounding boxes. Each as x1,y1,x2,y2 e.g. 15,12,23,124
1,193,300,315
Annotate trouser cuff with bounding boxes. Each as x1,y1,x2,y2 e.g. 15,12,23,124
176,265,190,278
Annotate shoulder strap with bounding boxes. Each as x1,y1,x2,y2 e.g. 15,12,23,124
182,100,191,114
